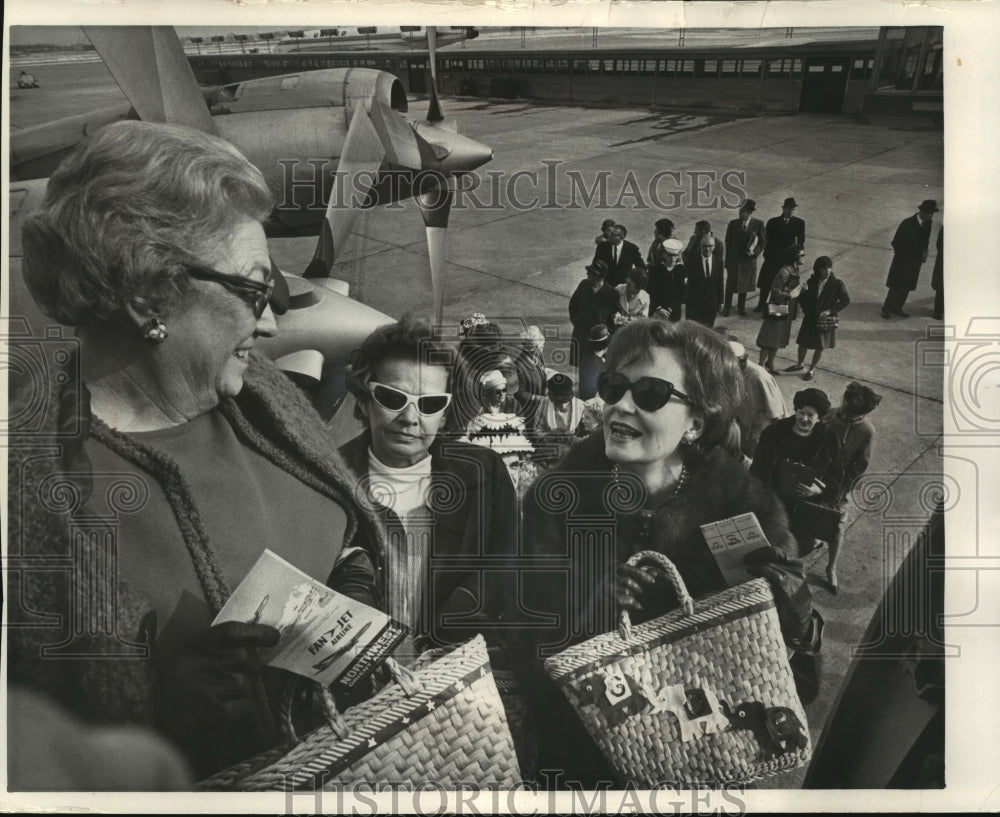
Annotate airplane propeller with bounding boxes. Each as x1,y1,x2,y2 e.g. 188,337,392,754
81,25,492,329
308,24,490,325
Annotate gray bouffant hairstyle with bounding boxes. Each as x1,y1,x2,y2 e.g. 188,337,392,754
21,121,274,326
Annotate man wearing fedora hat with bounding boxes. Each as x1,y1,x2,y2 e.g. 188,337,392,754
882,199,939,319
724,199,766,317
569,260,617,367
756,197,806,313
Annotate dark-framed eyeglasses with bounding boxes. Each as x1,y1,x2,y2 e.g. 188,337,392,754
186,265,275,318
597,370,699,413
369,382,452,416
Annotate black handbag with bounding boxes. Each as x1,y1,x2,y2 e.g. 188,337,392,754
776,460,820,498
790,501,843,544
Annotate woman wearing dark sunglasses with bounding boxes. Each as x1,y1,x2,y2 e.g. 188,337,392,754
514,318,823,786
340,316,518,659
11,122,386,781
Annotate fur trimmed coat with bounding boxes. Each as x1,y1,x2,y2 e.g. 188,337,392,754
7,350,385,778
511,432,818,785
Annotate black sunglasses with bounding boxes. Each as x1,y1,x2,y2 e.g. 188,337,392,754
597,371,698,412
369,382,452,416
187,265,275,319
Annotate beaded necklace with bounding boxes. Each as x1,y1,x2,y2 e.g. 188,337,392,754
611,462,689,543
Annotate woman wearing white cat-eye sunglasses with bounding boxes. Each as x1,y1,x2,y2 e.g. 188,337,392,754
339,315,518,662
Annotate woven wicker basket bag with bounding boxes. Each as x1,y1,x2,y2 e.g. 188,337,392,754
543,550,812,786
199,634,521,790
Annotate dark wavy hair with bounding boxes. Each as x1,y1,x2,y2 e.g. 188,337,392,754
605,318,744,454
811,255,834,277
21,121,273,327
346,314,454,425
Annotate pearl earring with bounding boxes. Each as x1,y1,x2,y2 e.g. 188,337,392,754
141,317,168,343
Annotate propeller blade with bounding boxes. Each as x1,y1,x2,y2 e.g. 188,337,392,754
415,180,453,326
426,26,444,123
368,96,421,169
308,106,386,277
82,27,218,134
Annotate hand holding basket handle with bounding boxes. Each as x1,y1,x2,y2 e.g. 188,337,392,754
615,551,696,639
615,549,822,664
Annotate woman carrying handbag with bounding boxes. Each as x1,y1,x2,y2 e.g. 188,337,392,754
785,256,851,381
755,244,806,373
750,388,845,562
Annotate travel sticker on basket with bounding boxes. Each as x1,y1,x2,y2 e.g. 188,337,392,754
571,665,651,727
571,661,730,741
639,681,730,742
719,700,809,760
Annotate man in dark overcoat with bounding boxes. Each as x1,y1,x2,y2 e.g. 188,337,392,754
882,200,938,319
755,197,806,312
592,224,645,287
723,199,766,316
685,233,725,327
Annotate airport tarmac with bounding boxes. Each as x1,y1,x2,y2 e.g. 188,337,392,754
7,60,945,788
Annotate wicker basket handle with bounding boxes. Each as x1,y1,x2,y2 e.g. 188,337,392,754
618,550,695,639
278,655,421,747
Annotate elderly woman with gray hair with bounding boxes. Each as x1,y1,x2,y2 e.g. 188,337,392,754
10,121,384,781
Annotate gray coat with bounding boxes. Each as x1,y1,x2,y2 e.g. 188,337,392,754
725,216,767,293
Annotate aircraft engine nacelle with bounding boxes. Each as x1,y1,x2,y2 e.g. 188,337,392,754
208,68,406,116
214,108,347,220
209,68,409,236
